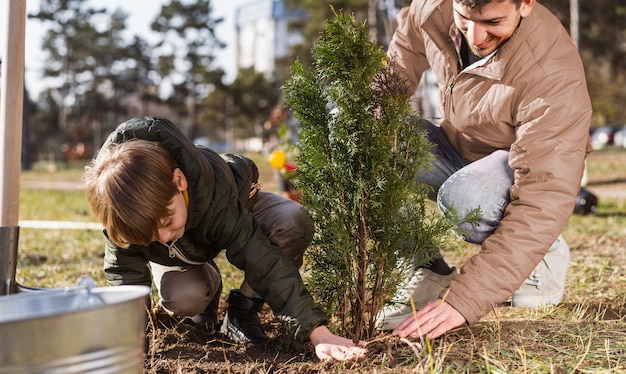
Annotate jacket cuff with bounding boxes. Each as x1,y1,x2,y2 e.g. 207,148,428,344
279,314,329,343
442,287,480,325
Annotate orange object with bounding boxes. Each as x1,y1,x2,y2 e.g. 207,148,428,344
269,150,287,169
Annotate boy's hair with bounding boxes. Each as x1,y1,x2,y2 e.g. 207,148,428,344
83,139,179,248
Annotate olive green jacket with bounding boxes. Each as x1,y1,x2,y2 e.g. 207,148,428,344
101,116,326,341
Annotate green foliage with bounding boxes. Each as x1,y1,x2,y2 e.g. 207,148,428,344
542,0,626,125
151,0,226,139
282,11,453,339
197,67,281,143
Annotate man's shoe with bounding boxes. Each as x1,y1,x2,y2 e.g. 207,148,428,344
220,289,270,344
375,266,458,331
512,235,570,307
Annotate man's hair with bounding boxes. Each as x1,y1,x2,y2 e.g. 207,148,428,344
454,0,523,9
83,139,179,248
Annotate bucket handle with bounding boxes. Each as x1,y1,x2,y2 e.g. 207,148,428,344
75,276,106,308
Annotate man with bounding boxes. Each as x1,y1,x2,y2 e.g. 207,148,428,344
375,0,592,339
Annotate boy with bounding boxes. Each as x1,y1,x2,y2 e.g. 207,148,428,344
83,116,367,361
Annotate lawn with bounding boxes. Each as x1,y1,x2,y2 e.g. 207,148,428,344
11,148,626,373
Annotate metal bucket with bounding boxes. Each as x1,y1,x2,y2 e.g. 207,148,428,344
0,280,150,373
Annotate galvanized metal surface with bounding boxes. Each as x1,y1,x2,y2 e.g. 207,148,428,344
0,284,150,373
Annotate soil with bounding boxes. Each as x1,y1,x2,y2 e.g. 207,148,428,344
143,296,626,373
143,302,426,374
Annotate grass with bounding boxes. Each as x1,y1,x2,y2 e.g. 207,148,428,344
15,154,278,290
11,148,626,372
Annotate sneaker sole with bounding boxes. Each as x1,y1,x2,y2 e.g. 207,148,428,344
220,312,251,344
511,290,564,308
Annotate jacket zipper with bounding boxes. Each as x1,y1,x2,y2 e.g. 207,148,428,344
443,77,465,156
165,240,205,266
444,78,455,117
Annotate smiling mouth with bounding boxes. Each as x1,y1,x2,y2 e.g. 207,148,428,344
475,38,493,50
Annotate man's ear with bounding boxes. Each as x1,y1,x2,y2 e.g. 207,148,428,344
172,168,188,191
520,0,536,18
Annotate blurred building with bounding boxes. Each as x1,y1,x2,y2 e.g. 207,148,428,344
234,0,305,81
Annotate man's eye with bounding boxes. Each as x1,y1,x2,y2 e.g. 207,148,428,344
160,218,172,227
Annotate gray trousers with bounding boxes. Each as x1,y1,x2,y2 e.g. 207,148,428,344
417,120,515,244
151,190,312,318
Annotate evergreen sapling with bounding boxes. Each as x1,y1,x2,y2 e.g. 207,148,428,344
283,10,456,340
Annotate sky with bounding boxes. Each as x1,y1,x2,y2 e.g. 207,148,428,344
1,0,249,96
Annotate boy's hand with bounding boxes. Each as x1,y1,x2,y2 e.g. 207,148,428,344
309,325,367,361
392,298,465,339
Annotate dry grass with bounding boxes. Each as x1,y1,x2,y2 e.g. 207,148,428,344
13,148,626,373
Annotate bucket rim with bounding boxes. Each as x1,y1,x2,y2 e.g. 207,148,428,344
0,285,150,324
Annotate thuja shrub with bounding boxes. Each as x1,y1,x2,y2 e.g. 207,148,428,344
282,10,454,340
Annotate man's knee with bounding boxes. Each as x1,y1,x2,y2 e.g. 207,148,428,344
437,181,503,244
437,151,512,244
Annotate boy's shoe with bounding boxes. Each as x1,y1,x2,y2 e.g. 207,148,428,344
220,289,270,345
375,266,458,331
512,235,570,307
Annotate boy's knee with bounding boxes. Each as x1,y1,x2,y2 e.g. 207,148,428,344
274,202,314,243
272,204,313,268
156,264,220,317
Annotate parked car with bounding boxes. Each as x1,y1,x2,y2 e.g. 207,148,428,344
612,126,626,148
590,125,618,149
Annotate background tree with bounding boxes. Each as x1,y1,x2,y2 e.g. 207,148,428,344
542,0,626,125
28,0,157,161
28,0,106,157
150,0,225,139
198,68,280,149
283,11,454,339
281,0,369,76
229,68,280,143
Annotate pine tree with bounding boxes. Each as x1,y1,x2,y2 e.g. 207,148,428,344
282,10,454,339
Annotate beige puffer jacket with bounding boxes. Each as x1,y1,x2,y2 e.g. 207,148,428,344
388,0,592,323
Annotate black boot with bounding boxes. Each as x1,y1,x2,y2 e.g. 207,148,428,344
220,289,270,345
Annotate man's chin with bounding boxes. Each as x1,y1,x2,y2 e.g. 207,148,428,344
471,46,494,57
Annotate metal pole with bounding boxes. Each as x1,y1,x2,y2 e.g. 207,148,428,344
0,0,27,295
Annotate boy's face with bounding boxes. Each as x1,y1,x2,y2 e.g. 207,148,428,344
453,0,535,57
155,168,188,244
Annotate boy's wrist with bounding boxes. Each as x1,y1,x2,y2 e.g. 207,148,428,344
309,324,330,345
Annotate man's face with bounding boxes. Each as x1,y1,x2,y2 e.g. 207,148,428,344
453,0,534,57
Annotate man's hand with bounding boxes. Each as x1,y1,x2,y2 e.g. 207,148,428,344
392,299,465,339
309,325,367,361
